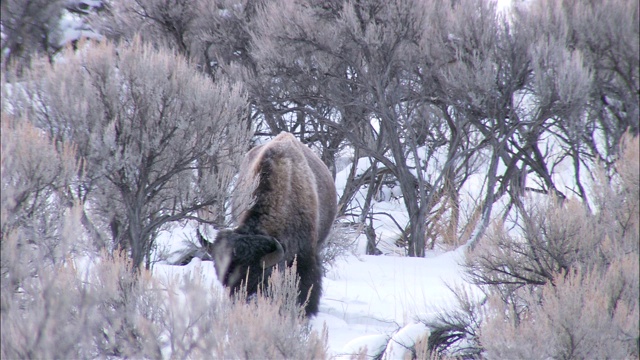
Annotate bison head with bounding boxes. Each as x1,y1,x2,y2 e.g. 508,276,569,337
209,229,285,296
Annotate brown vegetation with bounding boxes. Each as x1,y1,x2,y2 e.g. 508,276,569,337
424,134,639,358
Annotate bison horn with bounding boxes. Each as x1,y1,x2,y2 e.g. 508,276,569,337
260,239,284,269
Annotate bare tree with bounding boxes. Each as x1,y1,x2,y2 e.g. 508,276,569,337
1,0,104,71
87,0,638,256
91,0,262,80
250,0,443,256
249,0,523,255
248,0,638,255
91,0,195,56
0,0,66,70
3,39,252,269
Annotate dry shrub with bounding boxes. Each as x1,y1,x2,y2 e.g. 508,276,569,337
0,0,66,70
596,133,640,253
2,233,326,359
0,113,79,257
420,284,484,359
160,261,328,359
425,135,639,358
88,252,164,357
413,334,431,360
469,134,640,358
228,265,328,359
1,239,85,359
1,238,164,359
3,36,251,269
1,101,165,358
617,133,640,203
480,254,639,359
468,196,603,287
321,222,360,272
467,135,639,293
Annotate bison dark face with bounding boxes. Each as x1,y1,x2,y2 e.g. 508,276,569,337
210,229,285,297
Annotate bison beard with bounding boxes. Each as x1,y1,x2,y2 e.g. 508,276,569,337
206,132,337,316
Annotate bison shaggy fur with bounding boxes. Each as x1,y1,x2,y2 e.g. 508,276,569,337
208,132,337,316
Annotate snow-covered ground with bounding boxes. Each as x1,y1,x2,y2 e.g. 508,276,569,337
313,249,468,358
155,228,469,359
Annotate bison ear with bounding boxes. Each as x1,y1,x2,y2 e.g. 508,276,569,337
260,238,284,269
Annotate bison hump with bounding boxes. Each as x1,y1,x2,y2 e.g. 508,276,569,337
236,133,320,243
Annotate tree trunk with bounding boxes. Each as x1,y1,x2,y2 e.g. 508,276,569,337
466,145,501,249
405,196,427,257
127,202,146,269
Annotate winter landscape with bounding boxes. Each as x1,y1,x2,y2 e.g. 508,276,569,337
2,0,638,359
151,165,475,358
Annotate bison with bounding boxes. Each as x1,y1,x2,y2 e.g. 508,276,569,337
206,132,337,316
